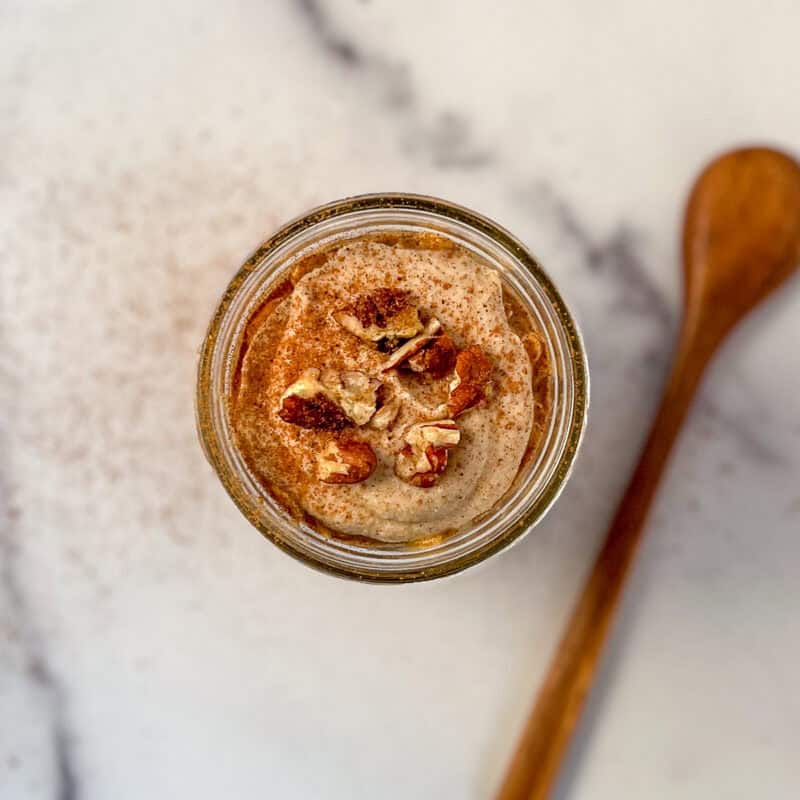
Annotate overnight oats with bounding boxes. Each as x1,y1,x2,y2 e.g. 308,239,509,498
196,195,587,581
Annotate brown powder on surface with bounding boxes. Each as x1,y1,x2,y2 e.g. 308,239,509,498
229,233,552,543
349,287,411,328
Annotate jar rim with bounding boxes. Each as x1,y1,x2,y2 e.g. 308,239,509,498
196,193,589,582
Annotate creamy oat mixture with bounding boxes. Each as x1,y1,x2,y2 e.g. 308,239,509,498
230,234,550,543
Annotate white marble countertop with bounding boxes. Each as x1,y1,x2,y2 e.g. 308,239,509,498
3,1,800,798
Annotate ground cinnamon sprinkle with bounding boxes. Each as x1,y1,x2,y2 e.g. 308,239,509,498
229,233,553,544
350,287,411,328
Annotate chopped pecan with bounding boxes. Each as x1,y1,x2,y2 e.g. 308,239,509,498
278,368,378,429
370,397,402,431
395,444,446,488
375,382,390,408
375,337,404,354
354,288,411,326
381,317,443,371
278,393,352,431
453,345,493,385
368,384,401,430
394,420,460,488
447,383,486,417
333,288,423,344
320,369,380,426
406,334,458,378
317,439,377,484
447,345,493,416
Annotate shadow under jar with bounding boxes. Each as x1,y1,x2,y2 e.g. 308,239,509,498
196,194,588,582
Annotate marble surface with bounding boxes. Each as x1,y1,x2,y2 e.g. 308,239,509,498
2,1,800,797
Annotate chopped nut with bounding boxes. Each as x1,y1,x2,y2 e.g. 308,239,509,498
317,440,377,484
278,368,378,429
447,345,493,417
447,383,486,417
322,370,380,426
354,288,412,326
333,288,423,344
280,368,325,401
395,445,448,488
394,420,460,488
452,345,493,386
278,370,353,430
406,334,458,378
278,393,352,431
370,397,402,430
381,317,443,371
375,382,390,408
404,419,461,450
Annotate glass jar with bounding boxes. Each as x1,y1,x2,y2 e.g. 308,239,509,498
196,194,588,582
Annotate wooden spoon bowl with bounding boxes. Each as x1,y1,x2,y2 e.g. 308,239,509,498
684,148,800,352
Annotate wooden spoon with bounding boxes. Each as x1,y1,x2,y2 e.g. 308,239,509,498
496,146,800,800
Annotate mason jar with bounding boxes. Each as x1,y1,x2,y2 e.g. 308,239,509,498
196,194,588,582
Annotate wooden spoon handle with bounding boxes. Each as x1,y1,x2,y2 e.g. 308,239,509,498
495,336,713,800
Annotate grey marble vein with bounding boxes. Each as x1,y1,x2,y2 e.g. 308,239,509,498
513,179,674,331
295,0,493,170
1,493,78,800
295,0,363,67
404,111,494,169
